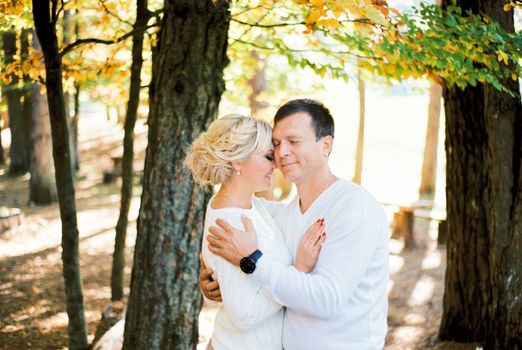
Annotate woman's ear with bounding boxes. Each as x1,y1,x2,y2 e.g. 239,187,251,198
231,161,242,175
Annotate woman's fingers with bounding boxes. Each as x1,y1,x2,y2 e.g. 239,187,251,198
306,219,324,244
304,218,324,240
314,231,327,248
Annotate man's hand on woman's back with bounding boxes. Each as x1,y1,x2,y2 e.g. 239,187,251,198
199,254,222,302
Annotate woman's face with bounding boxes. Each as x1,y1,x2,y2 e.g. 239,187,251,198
239,145,275,192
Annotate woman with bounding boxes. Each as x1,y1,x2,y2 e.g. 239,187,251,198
185,114,325,350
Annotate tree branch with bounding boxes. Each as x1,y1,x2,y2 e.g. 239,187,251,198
231,5,270,18
231,18,375,28
232,18,306,28
231,38,380,61
148,8,164,17
59,23,158,58
99,0,134,26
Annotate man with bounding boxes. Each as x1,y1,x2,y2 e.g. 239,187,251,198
201,99,389,349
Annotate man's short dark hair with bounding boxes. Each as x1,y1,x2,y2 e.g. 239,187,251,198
274,99,334,139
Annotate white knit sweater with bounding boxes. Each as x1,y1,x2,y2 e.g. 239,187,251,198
201,196,290,350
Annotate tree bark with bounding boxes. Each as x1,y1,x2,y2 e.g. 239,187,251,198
418,83,442,199
71,13,81,172
63,9,79,173
21,29,32,165
29,31,57,205
2,30,29,175
111,0,149,302
32,1,89,349
29,83,58,204
352,71,365,185
0,119,4,165
439,0,522,347
122,1,230,349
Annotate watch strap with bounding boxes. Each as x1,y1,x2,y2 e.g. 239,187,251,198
249,249,263,263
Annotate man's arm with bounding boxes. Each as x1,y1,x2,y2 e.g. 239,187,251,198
255,215,385,319
208,207,387,319
208,217,326,273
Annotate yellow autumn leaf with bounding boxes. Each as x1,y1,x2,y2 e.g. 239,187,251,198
316,19,341,28
304,8,322,24
512,73,518,81
2,75,12,85
497,51,508,64
503,3,512,11
364,5,387,25
310,0,324,8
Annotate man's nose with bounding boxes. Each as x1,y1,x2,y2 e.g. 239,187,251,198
276,142,289,158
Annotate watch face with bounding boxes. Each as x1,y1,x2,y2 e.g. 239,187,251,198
240,257,256,274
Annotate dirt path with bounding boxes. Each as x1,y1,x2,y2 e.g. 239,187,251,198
0,114,477,350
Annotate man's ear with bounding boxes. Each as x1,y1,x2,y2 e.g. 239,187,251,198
322,135,334,157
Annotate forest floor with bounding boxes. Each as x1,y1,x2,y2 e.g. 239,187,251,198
0,113,482,350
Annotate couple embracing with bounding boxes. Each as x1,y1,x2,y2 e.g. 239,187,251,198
185,99,389,350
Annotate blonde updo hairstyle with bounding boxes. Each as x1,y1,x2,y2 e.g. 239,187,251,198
185,114,273,186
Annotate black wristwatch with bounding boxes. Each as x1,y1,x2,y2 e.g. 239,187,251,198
239,249,263,274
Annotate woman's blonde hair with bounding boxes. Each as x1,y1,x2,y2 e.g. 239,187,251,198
184,114,272,186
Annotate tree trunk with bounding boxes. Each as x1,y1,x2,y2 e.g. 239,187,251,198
352,71,365,185
439,0,522,347
122,1,230,349
29,83,58,204
248,50,267,116
71,82,80,171
63,9,79,173
418,83,442,199
21,29,33,164
0,120,4,165
70,13,81,172
111,0,149,302
32,1,89,349
29,31,57,205
3,30,29,175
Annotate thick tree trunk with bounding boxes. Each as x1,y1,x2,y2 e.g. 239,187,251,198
29,83,58,204
353,71,365,185
29,31,57,205
3,30,29,175
418,83,441,199
439,0,522,347
122,1,230,349
32,1,89,349
111,0,149,302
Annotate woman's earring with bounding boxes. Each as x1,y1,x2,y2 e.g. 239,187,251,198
237,169,241,176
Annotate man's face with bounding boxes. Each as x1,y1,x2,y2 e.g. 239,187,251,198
272,112,328,184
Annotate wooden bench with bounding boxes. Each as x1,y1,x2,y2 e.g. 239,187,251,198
0,207,23,233
386,200,446,249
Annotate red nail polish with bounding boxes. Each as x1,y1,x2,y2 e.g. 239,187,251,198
322,232,326,237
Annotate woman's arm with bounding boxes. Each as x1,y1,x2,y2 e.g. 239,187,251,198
203,212,283,331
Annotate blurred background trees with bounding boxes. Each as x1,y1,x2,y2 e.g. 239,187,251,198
1,0,521,348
